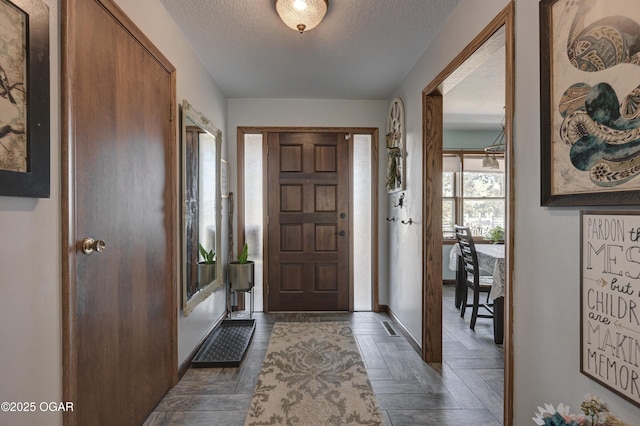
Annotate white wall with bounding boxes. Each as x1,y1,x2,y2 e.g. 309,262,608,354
513,0,638,423
387,0,511,348
390,0,640,424
227,98,389,311
0,1,227,424
0,2,61,426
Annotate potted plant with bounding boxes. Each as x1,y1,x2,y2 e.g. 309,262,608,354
486,226,504,244
228,243,254,291
197,243,216,290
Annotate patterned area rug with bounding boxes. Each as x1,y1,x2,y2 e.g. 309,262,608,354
245,321,384,426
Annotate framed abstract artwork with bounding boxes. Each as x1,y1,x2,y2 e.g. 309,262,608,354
541,0,640,206
0,0,49,198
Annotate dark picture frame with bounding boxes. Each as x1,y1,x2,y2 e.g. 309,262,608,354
541,0,640,206
0,0,49,198
580,211,640,408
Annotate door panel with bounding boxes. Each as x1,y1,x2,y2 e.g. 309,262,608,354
62,0,176,424
267,132,349,311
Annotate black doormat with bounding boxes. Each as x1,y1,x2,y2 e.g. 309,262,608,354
192,319,256,368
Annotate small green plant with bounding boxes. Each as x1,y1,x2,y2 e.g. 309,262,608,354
486,226,504,244
237,243,249,264
198,243,216,264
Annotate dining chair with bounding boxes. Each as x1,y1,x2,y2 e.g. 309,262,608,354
454,225,494,330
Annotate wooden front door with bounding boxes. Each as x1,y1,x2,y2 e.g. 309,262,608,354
62,0,176,425
267,132,350,311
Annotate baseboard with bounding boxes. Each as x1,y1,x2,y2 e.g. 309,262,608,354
379,305,422,355
178,310,228,380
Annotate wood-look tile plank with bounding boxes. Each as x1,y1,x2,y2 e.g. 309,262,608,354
376,341,416,380
387,408,500,426
444,346,503,359
370,379,426,394
178,367,222,382
438,364,486,409
444,356,504,370
397,349,448,394
234,343,269,394
143,410,247,426
366,367,394,380
350,321,387,332
443,323,491,350
355,334,388,369
166,380,238,396
381,410,393,426
457,368,504,423
375,392,460,410
153,394,251,412
391,339,415,350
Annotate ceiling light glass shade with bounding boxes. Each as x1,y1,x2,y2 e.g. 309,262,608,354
275,0,328,33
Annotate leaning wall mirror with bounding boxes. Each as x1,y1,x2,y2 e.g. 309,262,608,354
181,100,223,315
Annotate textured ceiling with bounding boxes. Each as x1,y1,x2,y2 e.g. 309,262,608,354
159,0,505,129
159,0,464,99
443,27,506,130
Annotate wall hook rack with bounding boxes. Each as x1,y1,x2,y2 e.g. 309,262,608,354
386,217,397,222
393,192,406,208
401,218,414,225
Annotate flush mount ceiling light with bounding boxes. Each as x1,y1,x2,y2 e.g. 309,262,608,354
275,0,328,33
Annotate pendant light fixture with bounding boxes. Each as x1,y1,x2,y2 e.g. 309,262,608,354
482,125,505,169
275,0,328,33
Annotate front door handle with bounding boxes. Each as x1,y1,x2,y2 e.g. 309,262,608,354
81,238,106,255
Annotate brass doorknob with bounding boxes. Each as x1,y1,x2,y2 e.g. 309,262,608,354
81,238,106,255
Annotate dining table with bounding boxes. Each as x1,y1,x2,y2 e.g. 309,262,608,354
449,242,505,344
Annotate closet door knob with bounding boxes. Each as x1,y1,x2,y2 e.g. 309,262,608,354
81,238,106,255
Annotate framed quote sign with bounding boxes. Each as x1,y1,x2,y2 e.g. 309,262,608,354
581,211,640,407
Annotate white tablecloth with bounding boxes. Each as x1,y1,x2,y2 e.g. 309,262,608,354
449,243,505,300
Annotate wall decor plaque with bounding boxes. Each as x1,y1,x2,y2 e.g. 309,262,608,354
581,211,640,407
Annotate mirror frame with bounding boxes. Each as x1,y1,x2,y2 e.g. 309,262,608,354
181,99,223,315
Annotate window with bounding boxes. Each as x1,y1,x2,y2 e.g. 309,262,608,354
443,152,505,240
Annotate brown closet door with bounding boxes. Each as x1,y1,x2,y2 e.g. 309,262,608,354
267,132,350,311
62,0,176,424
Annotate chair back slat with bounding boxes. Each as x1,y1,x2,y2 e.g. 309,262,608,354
454,224,495,329
454,225,481,284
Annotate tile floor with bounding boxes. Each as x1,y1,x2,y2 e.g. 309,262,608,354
144,286,504,425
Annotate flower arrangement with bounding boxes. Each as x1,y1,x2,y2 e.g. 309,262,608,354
532,395,632,426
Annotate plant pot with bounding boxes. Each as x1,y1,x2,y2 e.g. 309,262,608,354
197,262,216,289
228,261,254,291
